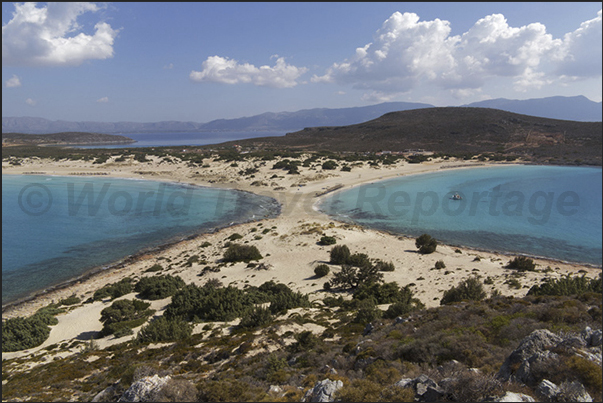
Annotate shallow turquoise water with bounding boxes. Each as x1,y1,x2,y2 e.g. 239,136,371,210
318,165,602,266
2,175,279,304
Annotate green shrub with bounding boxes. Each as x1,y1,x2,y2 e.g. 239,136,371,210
441,276,487,305
330,264,383,290
228,233,244,241
135,275,185,300
314,264,330,278
223,244,262,263
353,299,383,324
239,306,273,329
506,256,536,271
321,160,338,170
137,316,192,343
93,278,133,301
435,260,446,270
59,295,81,306
347,253,372,268
318,235,337,246
100,299,155,337
375,260,395,272
330,245,351,264
145,264,163,273
527,274,602,296
415,234,437,254
2,308,60,352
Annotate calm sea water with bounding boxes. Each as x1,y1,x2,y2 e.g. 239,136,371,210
318,165,602,266
2,175,279,305
74,131,289,148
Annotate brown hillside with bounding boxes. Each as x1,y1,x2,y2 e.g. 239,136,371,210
221,107,602,164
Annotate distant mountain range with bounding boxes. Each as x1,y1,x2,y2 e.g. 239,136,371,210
2,96,600,134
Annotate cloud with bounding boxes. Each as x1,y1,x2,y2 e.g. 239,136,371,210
25,98,36,106
96,96,109,103
554,10,602,79
2,2,119,67
5,74,21,88
312,10,602,99
190,56,308,88
163,63,174,70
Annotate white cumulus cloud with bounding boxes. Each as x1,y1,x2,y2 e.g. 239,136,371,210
25,98,36,106
5,74,21,88
96,96,109,103
312,10,602,99
190,55,307,88
2,2,119,67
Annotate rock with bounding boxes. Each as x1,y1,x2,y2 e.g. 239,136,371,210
558,381,593,402
363,323,374,336
395,378,414,389
492,391,535,402
269,385,283,394
536,379,561,400
302,379,343,402
118,375,170,402
497,329,563,382
92,383,120,402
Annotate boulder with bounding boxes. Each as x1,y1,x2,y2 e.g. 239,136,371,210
498,329,563,382
492,391,535,402
302,379,343,402
118,375,170,402
536,379,561,400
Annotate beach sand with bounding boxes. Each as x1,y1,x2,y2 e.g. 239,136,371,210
2,154,599,361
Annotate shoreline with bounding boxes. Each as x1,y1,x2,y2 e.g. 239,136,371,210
2,155,601,358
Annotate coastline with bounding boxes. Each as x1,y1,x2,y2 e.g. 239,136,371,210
2,154,601,361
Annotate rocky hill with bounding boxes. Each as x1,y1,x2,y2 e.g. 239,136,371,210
225,107,602,165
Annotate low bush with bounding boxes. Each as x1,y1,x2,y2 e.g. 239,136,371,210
239,306,273,329
314,264,330,278
135,275,185,300
330,245,351,264
223,244,263,263
528,274,602,296
318,235,337,246
441,276,487,305
137,316,193,343
507,256,536,272
415,234,437,254
2,310,59,352
100,299,155,337
435,260,446,270
93,278,133,301
375,260,395,272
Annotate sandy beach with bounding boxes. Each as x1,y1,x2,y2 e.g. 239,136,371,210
2,154,600,362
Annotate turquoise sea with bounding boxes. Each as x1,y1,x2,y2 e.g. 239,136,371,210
2,175,279,305
318,165,602,266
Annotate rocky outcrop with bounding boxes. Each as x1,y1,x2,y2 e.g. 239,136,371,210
117,374,171,402
396,375,446,402
498,327,602,385
302,379,343,402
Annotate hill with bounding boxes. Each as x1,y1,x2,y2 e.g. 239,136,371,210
464,95,602,122
2,132,135,146
218,107,602,165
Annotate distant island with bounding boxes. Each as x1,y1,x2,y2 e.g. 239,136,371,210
2,95,601,134
1,132,136,146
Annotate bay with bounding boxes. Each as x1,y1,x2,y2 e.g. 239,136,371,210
318,165,602,266
1,175,279,305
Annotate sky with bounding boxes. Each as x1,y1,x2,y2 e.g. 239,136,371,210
2,2,602,123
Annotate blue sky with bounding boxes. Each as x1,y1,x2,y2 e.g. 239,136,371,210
2,2,602,123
